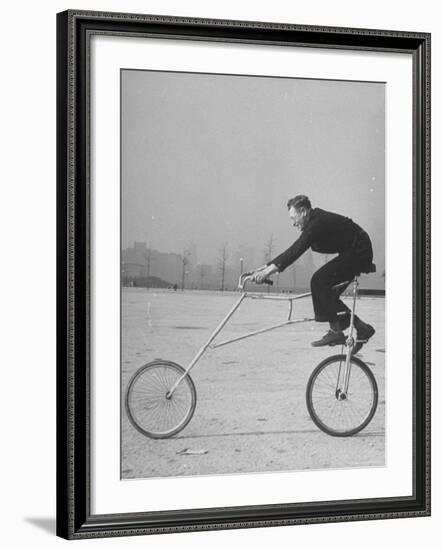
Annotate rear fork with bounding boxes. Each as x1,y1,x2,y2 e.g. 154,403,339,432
335,278,359,399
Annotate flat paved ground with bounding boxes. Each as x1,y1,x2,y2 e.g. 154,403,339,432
121,288,385,479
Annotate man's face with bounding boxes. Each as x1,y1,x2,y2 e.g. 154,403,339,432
289,206,308,230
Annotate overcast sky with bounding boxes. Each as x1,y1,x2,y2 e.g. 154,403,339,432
122,69,385,273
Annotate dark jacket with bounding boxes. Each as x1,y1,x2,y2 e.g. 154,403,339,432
269,208,373,273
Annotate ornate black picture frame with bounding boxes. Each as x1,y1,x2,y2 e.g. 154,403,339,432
56,10,430,539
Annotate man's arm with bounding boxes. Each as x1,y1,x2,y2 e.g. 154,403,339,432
269,230,313,273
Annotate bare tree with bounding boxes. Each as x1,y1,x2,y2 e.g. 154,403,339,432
263,234,276,264
217,243,229,291
197,264,208,290
263,234,276,292
180,250,191,290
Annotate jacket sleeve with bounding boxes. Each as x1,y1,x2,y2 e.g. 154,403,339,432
268,229,313,272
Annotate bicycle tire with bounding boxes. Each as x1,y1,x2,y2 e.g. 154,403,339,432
125,360,197,439
306,354,378,437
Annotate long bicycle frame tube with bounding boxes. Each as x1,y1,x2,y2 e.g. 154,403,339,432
212,317,314,348
167,287,313,396
167,292,247,396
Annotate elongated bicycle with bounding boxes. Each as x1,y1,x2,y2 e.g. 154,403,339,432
125,273,378,438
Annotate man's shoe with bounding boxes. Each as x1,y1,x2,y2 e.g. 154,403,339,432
352,324,375,355
311,330,346,347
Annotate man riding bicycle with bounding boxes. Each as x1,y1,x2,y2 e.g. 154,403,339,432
252,195,375,349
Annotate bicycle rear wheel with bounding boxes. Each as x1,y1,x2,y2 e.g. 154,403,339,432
125,360,196,439
306,354,378,437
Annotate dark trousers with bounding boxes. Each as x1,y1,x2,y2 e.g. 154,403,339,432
310,242,373,325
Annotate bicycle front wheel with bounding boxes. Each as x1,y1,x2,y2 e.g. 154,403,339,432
306,354,378,437
125,360,196,439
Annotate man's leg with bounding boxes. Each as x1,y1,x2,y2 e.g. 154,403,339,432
310,257,375,349
351,317,376,354
330,281,352,331
330,285,375,352
309,258,354,346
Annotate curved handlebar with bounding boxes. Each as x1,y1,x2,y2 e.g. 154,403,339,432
238,271,274,290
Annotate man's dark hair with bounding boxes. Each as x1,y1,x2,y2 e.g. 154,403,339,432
287,195,312,211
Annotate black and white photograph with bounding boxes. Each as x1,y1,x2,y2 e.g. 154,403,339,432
52,6,431,541
121,69,386,479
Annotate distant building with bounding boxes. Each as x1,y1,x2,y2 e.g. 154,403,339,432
151,251,182,286
122,242,180,287
122,242,149,282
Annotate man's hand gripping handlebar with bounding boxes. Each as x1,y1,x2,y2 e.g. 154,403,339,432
238,271,274,290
